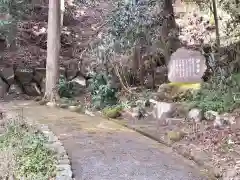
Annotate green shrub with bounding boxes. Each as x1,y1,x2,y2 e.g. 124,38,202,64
0,119,57,180
89,72,118,109
186,73,240,113
58,75,76,98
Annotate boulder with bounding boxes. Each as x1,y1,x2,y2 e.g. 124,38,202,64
157,83,199,101
33,68,46,84
68,105,83,112
0,67,14,85
23,82,41,96
156,83,173,100
204,110,218,121
188,108,202,122
150,99,175,124
8,84,22,95
70,76,86,96
168,47,207,83
158,83,172,93
15,68,34,84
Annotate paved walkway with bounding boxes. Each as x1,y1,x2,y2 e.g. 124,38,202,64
1,101,209,180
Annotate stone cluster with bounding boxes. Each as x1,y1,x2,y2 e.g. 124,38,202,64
0,66,85,98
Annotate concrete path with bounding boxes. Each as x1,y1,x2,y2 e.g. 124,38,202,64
1,101,209,180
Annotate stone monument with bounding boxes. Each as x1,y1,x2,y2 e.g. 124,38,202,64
168,47,207,83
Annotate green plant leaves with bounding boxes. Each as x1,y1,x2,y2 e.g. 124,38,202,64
186,73,240,113
89,72,118,109
0,120,57,180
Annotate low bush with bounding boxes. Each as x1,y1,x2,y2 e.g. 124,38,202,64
89,72,118,109
186,73,240,113
0,118,57,180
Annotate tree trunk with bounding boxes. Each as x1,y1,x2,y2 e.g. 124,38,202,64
60,0,65,27
158,0,180,60
212,0,220,48
44,0,61,102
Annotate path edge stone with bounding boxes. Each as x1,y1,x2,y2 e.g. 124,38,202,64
2,108,73,180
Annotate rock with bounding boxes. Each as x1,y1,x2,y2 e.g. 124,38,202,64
0,78,8,98
33,68,46,84
213,115,222,128
23,82,41,96
103,107,122,119
15,68,34,84
46,102,57,107
204,110,218,121
151,100,175,120
8,84,22,95
158,83,172,93
168,47,207,83
0,67,14,85
59,103,68,109
167,130,185,142
71,76,86,87
220,113,236,125
188,108,202,122
68,105,81,112
58,159,70,165
56,164,71,171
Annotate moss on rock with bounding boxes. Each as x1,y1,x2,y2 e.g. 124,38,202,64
103,106,123,119
167,130,185,142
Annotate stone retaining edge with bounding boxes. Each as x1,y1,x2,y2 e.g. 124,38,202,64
3,109,73,180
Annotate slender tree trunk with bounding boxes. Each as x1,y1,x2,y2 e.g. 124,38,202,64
212,0,220,48
158,0,180,62
60,0,65,27
44,0,61,102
